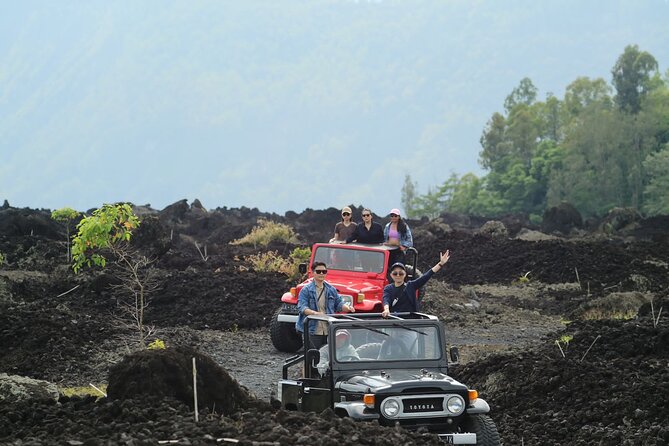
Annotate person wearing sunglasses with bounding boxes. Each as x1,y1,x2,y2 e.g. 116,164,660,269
329,206,358,244
381,250,450,318
295,261,356,349
383,208,413,250
345,208,384,244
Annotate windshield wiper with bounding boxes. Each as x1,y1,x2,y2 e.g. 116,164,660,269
349,323,389,337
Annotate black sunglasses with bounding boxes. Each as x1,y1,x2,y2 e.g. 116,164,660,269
314,269,328,274
391,271,406,276
342,212,351,216
362,214,371,217
389,213,399,217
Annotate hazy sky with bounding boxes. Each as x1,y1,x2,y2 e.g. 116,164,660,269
1,0,668,215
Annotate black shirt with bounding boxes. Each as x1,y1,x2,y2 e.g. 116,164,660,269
346,222,384,244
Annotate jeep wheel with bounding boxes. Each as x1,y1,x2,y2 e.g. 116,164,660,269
270,308,303,353
461,414,501,446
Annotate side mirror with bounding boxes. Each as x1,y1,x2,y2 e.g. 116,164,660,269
299,263,307,274
305,348,321,377
449,346,459,363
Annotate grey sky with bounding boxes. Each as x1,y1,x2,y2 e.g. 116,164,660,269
1,0,668,215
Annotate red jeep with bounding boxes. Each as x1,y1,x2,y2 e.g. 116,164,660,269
270,243,419,352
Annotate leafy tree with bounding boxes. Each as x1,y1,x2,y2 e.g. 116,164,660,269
563,77,612,118
612,44,659,114
412,186,444,219
504,77,538,113
547,108,643,216
479,97,553,214
479,112,509,170
443,173,500,216
642,144,669,214
51,207,80,261
72,203,157,347
401,174,418,218
417,47,667,220
539,93,562,142
72,204,140,272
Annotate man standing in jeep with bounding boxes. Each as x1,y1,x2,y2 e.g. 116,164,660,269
381,250,450,317
296,261,355,349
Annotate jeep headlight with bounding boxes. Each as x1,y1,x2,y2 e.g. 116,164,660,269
340,294,353,306
381,398,401,418
446,396,465,415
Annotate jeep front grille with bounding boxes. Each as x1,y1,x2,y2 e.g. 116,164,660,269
380,393,465,419
403,397,444,414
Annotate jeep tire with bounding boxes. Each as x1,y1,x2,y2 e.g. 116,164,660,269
461,414,501,446
270,308,303,353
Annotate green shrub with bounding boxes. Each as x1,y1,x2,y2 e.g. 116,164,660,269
0,252,4,266
71,203,140,272
244,246,311,281
288,246,311,264
230,219,298,247
245,250,288,273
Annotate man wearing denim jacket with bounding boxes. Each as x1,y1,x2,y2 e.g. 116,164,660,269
296,261,355,349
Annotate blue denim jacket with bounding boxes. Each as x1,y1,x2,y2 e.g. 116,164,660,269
295,281,345,334
383,222,414,249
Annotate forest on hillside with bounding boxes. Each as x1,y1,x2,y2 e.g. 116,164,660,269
403,45,669,222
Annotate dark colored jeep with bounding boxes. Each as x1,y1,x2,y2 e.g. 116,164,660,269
270,242,421,353
277,313,501,445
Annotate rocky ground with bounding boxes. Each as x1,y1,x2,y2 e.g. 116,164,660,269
0,201,668,445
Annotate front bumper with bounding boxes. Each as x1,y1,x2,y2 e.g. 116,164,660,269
333,401,478,444
277,304,299,323
437,432,477,444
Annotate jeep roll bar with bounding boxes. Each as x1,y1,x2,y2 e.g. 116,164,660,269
404,247,418,280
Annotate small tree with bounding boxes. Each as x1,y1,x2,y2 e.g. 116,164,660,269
0,252,5,266
72,203,158,347
51,207,80,261
401,174,418,219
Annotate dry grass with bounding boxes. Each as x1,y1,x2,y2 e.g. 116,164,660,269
573,291,653,321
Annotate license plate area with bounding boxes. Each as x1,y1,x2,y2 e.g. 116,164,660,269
403,397,444,413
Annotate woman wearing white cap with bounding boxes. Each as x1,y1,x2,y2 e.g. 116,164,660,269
383,208,413,250
330,206,357,243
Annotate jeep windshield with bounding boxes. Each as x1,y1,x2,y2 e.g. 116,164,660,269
333,325,442,362
313,246,385,273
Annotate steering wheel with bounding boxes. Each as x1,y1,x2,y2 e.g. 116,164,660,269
378,339,410,359
338,355,360,362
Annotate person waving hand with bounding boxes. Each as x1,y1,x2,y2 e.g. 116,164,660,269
381,250,450,318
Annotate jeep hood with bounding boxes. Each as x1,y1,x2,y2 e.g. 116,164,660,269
328,279,383,294
339,369,466,393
